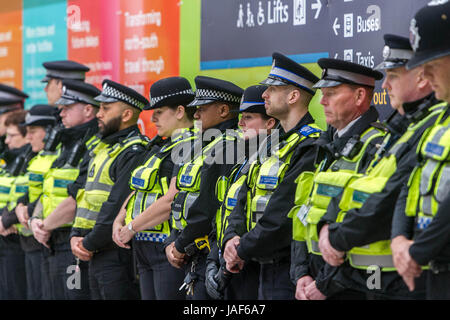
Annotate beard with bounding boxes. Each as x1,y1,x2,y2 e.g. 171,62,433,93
99,115,122,138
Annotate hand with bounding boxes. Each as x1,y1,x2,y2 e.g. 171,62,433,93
1,225,18,236
304,280,327,300
15,204,29,228
205,262,223,300
118,223,135,247
165,242,186,269
70,236,93,261
0,217,6,235
295,275,314,300
319,224,345,266
223,236,245,273
391,236,422,291
30,218,51,248
112,222,130,249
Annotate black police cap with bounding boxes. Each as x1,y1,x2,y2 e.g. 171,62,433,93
260,52,319,95
187,76,243,107
25,104,57,127
407,1,450,69
0,83,28,114
41,60,90,82
314,58,383,88
145,76,195,110
375,34,413,70
95,80,149,111
239,85,268,115
56,79,101,107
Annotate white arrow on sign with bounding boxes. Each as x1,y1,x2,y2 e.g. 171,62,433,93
333,17,340,35
311,0,322,19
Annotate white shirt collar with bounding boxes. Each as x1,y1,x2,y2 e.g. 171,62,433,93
336,116,361,138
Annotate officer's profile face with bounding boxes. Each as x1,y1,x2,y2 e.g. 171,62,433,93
193,102,222,131
44,79,63,105
59,102,87,128
423,55,450,103
26,125,46,152
97,102,125,136
151,106,178,138
261,85,291,118
320,85,362,130
5,125,27,149
238,112,271,140
382,67,421,114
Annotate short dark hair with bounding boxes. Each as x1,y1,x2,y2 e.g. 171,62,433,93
5,110,27,137
167,104,196,122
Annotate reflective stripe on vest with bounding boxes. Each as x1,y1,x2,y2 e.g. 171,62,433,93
27,150,59,203
73,135,148,230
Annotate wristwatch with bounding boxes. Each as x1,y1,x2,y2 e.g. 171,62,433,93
127,222,137,234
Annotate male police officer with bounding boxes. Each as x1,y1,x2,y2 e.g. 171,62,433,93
318,31,443,299
223,52,321,300
391,1,450,299
29,80,100,300
165,76,243,300
41,60,90,105
70,80,149,300
291,58,385,300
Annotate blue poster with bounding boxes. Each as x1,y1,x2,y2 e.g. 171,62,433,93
22,0,67,108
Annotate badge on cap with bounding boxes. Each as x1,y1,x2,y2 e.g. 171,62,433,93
428,0,448,6
409,18,421,52
382,46,391,59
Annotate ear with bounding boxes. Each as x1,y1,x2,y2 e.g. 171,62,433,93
354,87,366,107
121,107,134,123
218,103,230,118
265,117,277,130
416,68,429,91
287,88,301,105
175,105,185,120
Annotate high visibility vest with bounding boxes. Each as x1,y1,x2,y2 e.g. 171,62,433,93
41,135,100,226
125,128,197,243
73,135,148,230
10,175,32,236
337,102,446,271
27,150,59,203
246,124,322,233
405,104,450,243
291,126,385,255
171,129,242,231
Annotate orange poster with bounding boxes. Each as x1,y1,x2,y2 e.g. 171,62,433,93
0,2,22,90
120,0,180,138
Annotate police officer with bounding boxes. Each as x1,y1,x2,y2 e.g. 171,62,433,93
70,80,149,300
41,60,90,105
0,84,28,157
165,75,244,300
5,105,57,300
391,1,450,300
291,58,386,300
112,76,196,300
205,85,278,300
0,110,34,299
318,32,444,299
29,80,101,300
223,52,321,300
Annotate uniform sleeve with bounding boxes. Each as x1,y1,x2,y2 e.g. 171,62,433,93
409,193,450,265
328,150,417,252
290,239,311,283
237,142,318,261
391,184,415,239
67,150,91,199
82,145,146,252
1,207,19,228
174,139,237,253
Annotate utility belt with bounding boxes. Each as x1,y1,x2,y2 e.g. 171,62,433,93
429,260,450,274
253,253,290,265
184,235,210,257
49,227,72,245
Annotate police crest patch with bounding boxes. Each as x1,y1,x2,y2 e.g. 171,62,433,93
409,18,421,52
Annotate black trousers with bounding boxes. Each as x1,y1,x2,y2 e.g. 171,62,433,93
133,240,186,300
24,249,43,300
258,259,295,300
88,247,140,300
0,235,27,300
426,271,450,300
224,260,260,300
184,253,211,300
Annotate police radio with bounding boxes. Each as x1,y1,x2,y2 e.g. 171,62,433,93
10,145,33,176
43,123,64,152
67,128,94,167
340,135,363,159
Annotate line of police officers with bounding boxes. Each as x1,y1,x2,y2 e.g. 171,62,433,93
0,2,449,300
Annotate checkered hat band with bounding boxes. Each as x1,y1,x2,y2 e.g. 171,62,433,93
327,68,375,87
270,66,315,91
150,89,194,107
196,88,241,103
385,47,413,61
102,84,145,110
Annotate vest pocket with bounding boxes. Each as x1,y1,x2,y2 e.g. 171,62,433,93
177,163,202,191
434,163,450,203
130,166,159,192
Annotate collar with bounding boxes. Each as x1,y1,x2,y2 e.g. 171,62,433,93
281,112,315,139
211,117,239,133
336,116,361,138
60,118,99,145
101,125,141,145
